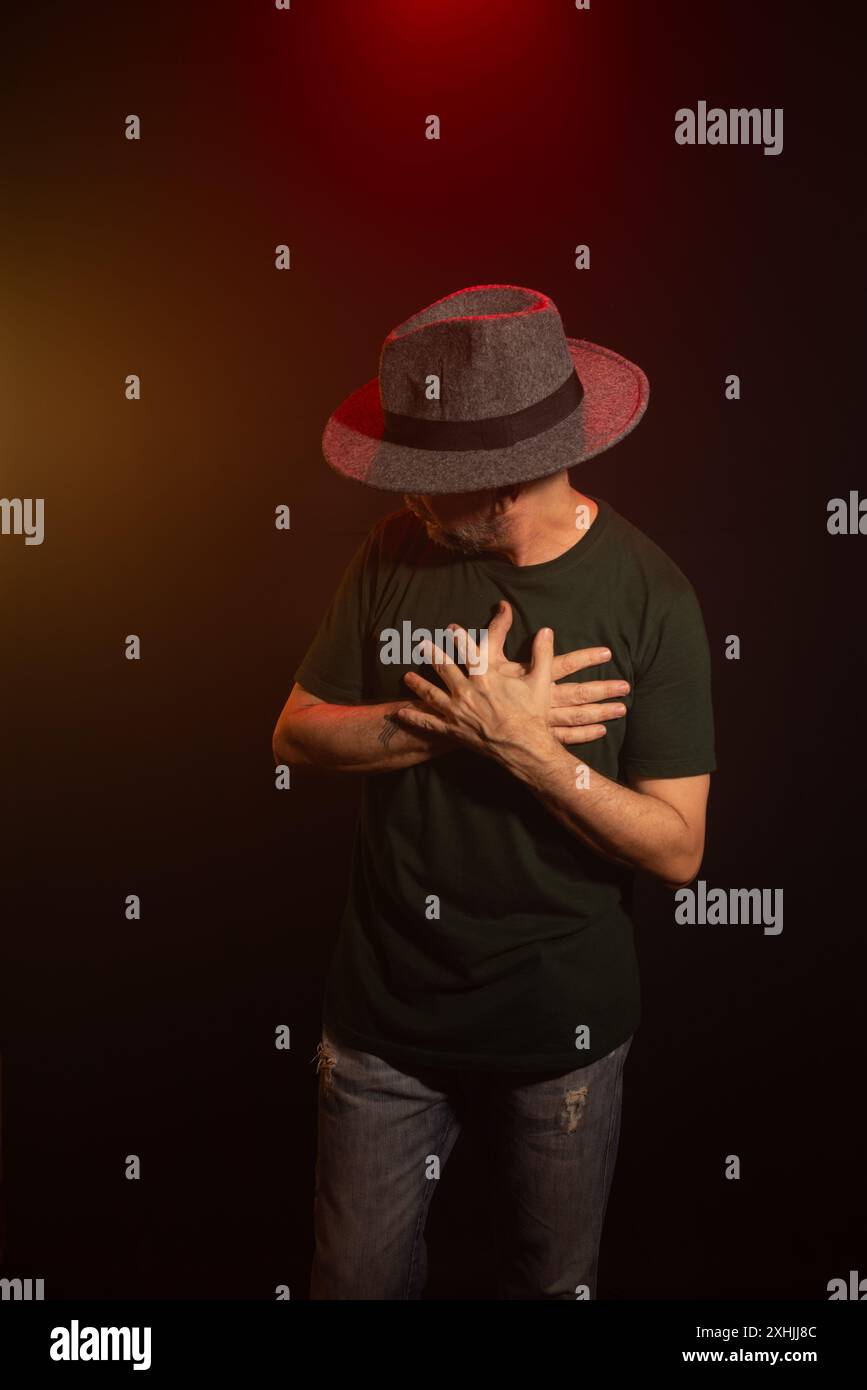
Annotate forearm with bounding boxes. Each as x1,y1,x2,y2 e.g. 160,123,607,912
273,698,454,773
495,728,701,888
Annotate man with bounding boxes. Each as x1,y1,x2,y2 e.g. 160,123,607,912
272,284,716,1300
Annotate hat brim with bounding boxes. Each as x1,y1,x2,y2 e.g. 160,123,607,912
321,337,649,495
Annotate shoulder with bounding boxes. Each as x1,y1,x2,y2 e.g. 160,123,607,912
601,501,698,609
364,505,434,567
369,504,425,544
336,507,435,608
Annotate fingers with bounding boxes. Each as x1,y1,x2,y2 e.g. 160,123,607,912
445,623,488,676
402,669,453,710
549,678,630,707
528,626,554,690
415,637,465,693
551,646,616,681
395,703,451,738
551,724,610,745
548,700,627,727
446,623,479,665
486,600,513,661
547,706,622,728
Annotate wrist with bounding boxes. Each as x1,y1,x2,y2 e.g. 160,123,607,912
491,722,562,780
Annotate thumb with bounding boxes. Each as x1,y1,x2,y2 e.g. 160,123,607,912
529,626,554,689
487,599,513,660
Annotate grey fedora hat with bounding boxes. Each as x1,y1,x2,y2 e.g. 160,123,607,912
322,284,649,494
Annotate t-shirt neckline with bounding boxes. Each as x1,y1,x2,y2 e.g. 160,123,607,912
474,495,611,581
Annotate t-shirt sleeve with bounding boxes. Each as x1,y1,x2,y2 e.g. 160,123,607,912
292,529,378,704
620,584,717,780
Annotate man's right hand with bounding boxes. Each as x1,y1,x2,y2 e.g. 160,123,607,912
450,601,628,747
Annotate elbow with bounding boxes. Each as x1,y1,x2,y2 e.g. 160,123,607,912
658,842,705,892
271,718,286,765
272,714,320,771
272,717,299,768
662,870,700,892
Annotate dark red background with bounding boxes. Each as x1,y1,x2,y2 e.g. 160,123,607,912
1,0,863,1297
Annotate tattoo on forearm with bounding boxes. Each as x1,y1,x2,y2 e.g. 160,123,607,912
378,710,405,747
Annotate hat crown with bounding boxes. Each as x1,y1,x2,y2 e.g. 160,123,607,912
378,284,575,422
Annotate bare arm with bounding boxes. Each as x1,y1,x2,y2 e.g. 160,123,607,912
272,642,627,775
494,735,710,890
271,683,454,773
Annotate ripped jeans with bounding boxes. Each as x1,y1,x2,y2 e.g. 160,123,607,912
309,1020,633,1300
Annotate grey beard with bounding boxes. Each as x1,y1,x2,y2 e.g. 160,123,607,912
402,494,506,556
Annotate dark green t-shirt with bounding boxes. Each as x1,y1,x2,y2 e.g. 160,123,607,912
294,497,716,1073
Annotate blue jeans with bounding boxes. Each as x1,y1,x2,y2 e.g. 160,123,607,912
309,1018,633,1300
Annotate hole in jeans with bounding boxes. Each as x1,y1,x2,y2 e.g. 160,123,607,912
312,1040,338,1093
560,1085,589,1133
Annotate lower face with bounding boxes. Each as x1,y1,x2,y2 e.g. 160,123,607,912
403,490,506,554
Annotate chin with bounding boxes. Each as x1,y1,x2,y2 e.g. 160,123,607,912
403,493,498,555
427,523,491,555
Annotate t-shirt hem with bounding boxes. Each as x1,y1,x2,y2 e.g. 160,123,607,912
322,1015,640,1074
622,758,717,778
293,664,363,705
